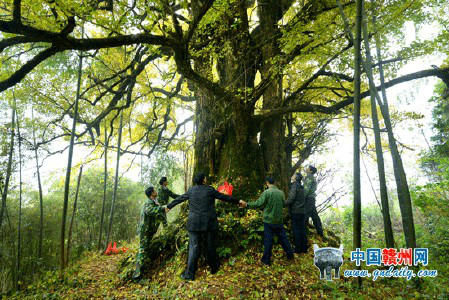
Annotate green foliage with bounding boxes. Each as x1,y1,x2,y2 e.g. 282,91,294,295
429,82,449,157
0,167,143,292
9,211,448,299
322,202,404,250
140,148,184,188
1,0,449,297
406,77,449,294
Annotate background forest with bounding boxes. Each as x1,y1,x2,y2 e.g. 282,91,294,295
0,0,449,298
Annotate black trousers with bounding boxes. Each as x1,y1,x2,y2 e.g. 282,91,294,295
305,197,324,236
261,223,294,265
184,230,220,279
290,213,308,253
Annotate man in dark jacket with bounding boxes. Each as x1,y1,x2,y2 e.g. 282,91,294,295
304,165,324,237
244,176,294,265
158,176,179,206
167,172,245,280
285,172,308,254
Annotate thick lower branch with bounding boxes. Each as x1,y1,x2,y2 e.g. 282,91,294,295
0,46,59,92
253,67,449,122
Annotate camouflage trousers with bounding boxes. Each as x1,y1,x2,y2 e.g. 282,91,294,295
133,229,157,280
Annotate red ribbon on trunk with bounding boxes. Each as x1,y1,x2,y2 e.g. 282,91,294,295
218,181,233,196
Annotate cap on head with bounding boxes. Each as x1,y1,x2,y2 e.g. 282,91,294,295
145,186,155,198
295,172,303,182
194,172,206,185
159,176,167,185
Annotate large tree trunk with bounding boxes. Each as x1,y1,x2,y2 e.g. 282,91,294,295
61,49,83,272
258,0,288,192
31,106,44,259
362,5,395,248
0,105,15,230
191,0,264,198
193,89,264,198
215,106,264,198
192,61,216,178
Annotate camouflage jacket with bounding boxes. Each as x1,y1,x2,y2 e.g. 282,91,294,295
139,198,165,238
304,174,317,199
157,186,179,206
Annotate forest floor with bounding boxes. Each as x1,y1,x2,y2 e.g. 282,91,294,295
7,231,446,300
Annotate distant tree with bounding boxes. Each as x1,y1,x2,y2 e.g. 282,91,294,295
31,107,44,259
362,2,395,248
370,2,417,248
351,0,363,276
60,46,83,272
66,165,83,267
0,105,15,230
1,0,448,199
15,99,23,290
105,111,124,249
141,149,183,188
98,126,108,251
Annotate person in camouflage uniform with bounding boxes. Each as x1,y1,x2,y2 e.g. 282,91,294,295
132,186,167,281
304,165,324,237
158,176,179,206
158,177,178,226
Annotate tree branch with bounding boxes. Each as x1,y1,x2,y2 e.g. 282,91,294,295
184,0,215,43
253,67,449,120
0,46,59,92
13,0,22,23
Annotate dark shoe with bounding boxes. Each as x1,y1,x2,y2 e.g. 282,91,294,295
295,248,308,254
180,273,194,281
210,265,220,275
136,278,149,285
287,254,294,260
260,259,271,266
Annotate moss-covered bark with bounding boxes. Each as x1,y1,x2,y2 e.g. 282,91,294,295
258,0,289,193
191,0,264,199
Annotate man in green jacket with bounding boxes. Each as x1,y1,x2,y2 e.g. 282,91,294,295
304,165,324,237
158,176,179,206
244,176,294,265
132,186,167,281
